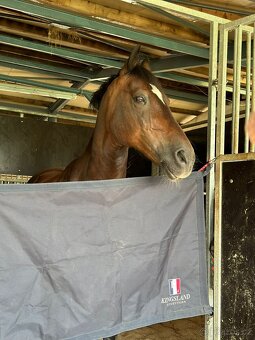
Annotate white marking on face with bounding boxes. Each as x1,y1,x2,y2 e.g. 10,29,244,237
150,83,165,105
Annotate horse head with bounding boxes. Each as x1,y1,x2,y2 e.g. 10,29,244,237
98,46,195,180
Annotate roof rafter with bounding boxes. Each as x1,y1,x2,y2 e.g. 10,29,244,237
0,0,210,58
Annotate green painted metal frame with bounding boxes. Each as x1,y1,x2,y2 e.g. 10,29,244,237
0,101,97,125
138,1,210,37
164,0,253,16
0,34,123,69
0,74,91,98
214,13,255,340
205,20,219,340
137,0,229,24
0,54,95,82
0,0,209,59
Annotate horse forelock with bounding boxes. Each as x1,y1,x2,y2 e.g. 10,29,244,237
130,65,158,87
89,64,161,111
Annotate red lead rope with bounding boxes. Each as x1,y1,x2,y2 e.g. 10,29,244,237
198,157,218,172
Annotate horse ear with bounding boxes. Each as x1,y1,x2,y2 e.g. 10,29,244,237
119,45,141,76
141,59,151,71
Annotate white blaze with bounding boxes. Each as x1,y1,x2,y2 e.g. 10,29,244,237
150,83,165,104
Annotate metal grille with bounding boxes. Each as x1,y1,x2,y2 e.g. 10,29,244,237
217,15,255,155
213,14,255,340
0,174,31,184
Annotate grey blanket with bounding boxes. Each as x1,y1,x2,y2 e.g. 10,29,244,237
0,173,211,339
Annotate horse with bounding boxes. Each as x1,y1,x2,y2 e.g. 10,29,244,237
28,46,195,183
27,47,195,340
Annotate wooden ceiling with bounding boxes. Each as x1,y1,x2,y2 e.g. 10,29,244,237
0,0,254,129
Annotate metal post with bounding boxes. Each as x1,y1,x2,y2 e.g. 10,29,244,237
214,23,229,340
251,24,255,152
232,26,242,154
205,20,218,340
213,157,223,340
244,31,251,153
216,26,228,157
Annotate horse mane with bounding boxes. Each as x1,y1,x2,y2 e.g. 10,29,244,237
89,74,118,111
89,64,160,111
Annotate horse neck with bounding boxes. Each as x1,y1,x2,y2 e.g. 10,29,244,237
85,120,129,180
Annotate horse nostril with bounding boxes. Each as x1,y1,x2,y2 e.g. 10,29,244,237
176,149,187,165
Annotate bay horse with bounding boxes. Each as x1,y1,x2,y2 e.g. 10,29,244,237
28,47,195,340
28,46,195,183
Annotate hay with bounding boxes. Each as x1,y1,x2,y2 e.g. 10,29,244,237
48,25,81,46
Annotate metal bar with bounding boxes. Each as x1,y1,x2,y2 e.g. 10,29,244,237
183,103,247,132
0,0,209,58
0,61,82,82
48,81,89,113
150,55,209,72
0,74,91,97
156,72,209,87
216,28,229,157
0,34,122,68
219,13,255,31
231,29,238,152
215,27,230,340
232,26,242,154
244,31,251,153
139,2,210,36
250,23,255,152
0,54,94,81
0,101,96,125
205,20,219,340
251,25,255,152
137,0,229,24
165,0,253,16
164,89,208,103
214,157,223,340
157,71,247,94
0,83,76,99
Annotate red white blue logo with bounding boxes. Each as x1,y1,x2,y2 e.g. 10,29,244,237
168,278,181,295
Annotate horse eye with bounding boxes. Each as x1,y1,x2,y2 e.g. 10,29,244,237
134,96,146,104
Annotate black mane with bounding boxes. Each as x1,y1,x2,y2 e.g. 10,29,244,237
89,65,160,111
89,74,118,111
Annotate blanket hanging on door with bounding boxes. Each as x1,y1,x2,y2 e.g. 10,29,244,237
0,173,212,340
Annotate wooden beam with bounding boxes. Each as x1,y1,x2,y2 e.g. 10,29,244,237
0,18,127,58
0,1,209,58
37,0,208,45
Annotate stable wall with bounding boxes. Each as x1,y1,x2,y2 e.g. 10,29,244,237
0,116,151,178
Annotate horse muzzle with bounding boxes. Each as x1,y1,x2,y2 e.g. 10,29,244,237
160,146,195,180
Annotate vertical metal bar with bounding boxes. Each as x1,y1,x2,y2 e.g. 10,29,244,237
205,20,219,340
232,26,242,154
214,157,223,340
216,27,229,156
244,31,251,153
214,22,229,340
251,24,255,152
231,29,238,151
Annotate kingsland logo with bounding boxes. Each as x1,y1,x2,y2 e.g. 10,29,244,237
161,294,191,304
161,278,191,305
169,278,181,295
